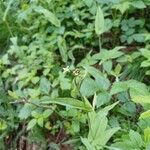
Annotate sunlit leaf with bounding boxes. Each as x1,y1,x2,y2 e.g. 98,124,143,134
95,5,105,35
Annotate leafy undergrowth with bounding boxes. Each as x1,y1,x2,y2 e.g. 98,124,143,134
0,0,150,150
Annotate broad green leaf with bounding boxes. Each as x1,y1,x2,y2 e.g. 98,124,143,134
140,48,150,59
131,1,146,9
0,120,7,130
129,130,144,147
85,66,110,90
144,128,150,144
95,127,120,146
81,138,96,150
95,5,105,35
34,6,60,27
19,104,32,120
31,77,40,84
31,111,39,118
28,89,40,98
83,0,93,7
40,97,93,111
1,54,10,65
103,60,113,73
88,111,108,142
27,119,37,130
88,105,119,148
40,77,51,95
110,81,128,95
128,80,149,95
80,78,98,96
131,94,150,104
146,70,150,75
112,2,131,14
111,80,148,96
72,121,80,133
43,109,53,118
140,110,150,119
8,90,18,99
141,60,150,67
37,117,44,127
58,72,71,90
96,92,111,107
103,18,113,32
92,47,124,62
129,82,150,103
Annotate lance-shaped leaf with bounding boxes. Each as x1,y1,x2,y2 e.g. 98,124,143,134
34,6,60,27
95,5,105,35
40,97,93,111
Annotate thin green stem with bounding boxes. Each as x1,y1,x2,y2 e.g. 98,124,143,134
99,35,102,51
5,20,13,37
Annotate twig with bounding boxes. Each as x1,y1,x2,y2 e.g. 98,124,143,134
9,98,55,110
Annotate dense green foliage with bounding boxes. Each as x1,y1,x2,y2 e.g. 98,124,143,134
0,0,150,149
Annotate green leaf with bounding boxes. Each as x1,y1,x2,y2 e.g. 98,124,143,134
27,119,37,130
72,121,80,133
28,89,40,98
31,111,40,118
0,120,7,130
57,36,68,63
103,60,113,73
114,64,122,76
88,111,108,142
96,127,120,146
95,5,105,35
129,130,144,147
86,66,110,90
131,1,146,9
8,90,19,99
19,104,32,120
92,47,124,62
40,77,51,95
140,110,150,119
141,60,150,67
96,92,111,107
129,80,150,104
110,81,128,95
1,54,10,65
80,78,98,97
58,72,71,90
83,0,93,7
131,94,150,104
81,138,96,150
88,108,119,148
97,101,119,117
40,97,93,111
113,2,131,14
92,116,108,144
128,80,149,95
144,128,150,144
34,6,60,27
43,109,53,118
37,117,44,127
31,77,40,84
140,48,150,59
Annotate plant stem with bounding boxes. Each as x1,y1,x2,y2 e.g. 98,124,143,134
99,35,102,51
5,20,13,37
